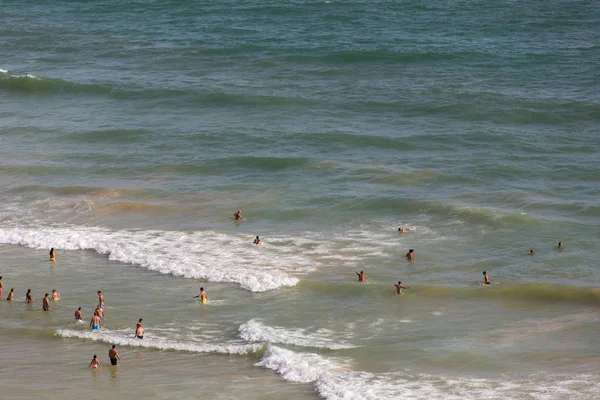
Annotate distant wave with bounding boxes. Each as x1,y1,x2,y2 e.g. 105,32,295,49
0,70,111,95
56,328,262,355
239,319,354,350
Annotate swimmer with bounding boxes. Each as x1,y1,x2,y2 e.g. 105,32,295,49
482,271,490,285
42,293,51,311
135,319,144,339
406,249,415,261
51,289,60,300
97,290,105,308
95,305,104,321
89,354,101,369
25,289,32,304
6,288,14,301
49,248,56,262
398,227,410,233
234,210,246,221
194,287,208,303
108,345,120,366
253,236,261,245
90,312,102,330
529,249,535,255
74,307,83,321
394,281,410,294
0,276,3,297
557,242,563,249
356,271,369,282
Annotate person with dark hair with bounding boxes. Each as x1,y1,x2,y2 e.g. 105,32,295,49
482,271,490,285
49,248,56,261
42,293,51,311
6,288,14,301
394,281,410,295
25,289,32,304
108,345,120,366
356,271,368,282
406,249,415,261
89,354,101,369
253,236,261,245
135,319,144,339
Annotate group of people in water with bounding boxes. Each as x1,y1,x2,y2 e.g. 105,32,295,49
356,228,564,293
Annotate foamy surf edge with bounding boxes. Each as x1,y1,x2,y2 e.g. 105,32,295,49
0,226,299,292
56,329,263,355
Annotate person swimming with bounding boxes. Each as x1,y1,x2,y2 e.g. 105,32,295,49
557,241,563,249
89,354,101,369
194,287,208,303
482,271,490,285
49,248,56,262
529,249,535,255
356,271,368,282
394,281,410,294
398,227,410,233
135,318,144,339
234,210,246,221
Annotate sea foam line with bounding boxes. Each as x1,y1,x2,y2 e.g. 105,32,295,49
239,319,354,350
0,226,300,292
56,329,262,355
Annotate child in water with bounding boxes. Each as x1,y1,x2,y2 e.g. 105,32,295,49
89,355,101,369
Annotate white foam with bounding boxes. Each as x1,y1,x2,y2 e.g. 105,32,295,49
239,319,354,350
0,69,8,74
0,226,300,292
56,328,262,355
257,346,600,400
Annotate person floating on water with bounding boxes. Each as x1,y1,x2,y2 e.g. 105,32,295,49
194,287,208,303
42,293,51,311
398,227,410,233
234,210,246,221
356,271,369,282
89,354,101,369
135,319,144,339
51,289,60,300
49,248,56,262
394,281,410,294
253,236,261,245
108,345,120,366
557,241,563,249
6,288,14,301
25,289,32,304
406,249,415,261
482,271,490,285
90,312,102,330
75,307,83,321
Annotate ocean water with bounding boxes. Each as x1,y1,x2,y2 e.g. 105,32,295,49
1,0,599,398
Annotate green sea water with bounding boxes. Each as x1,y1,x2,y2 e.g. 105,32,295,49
1,0,599,398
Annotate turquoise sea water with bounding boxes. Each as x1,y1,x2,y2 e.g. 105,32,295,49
1,1,599,399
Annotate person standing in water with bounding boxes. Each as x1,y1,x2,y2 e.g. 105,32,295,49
75,307,83,321
406,249,415,261
108,345,120,366
25,289,32,304
42,293,51,311
529,249,535,255
482,271,490,285
356,271,369,282
6,288,15,301
49,248,56,262
95,305,104,321
97,290,105,308
394,281,410,294
90,312,102,330
234,210,246,221
194,287,208,303
253,236,261,245
51,289,60,300
557,242,563,249
0,276,3,297
135,319,144,339
89,354,101,369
